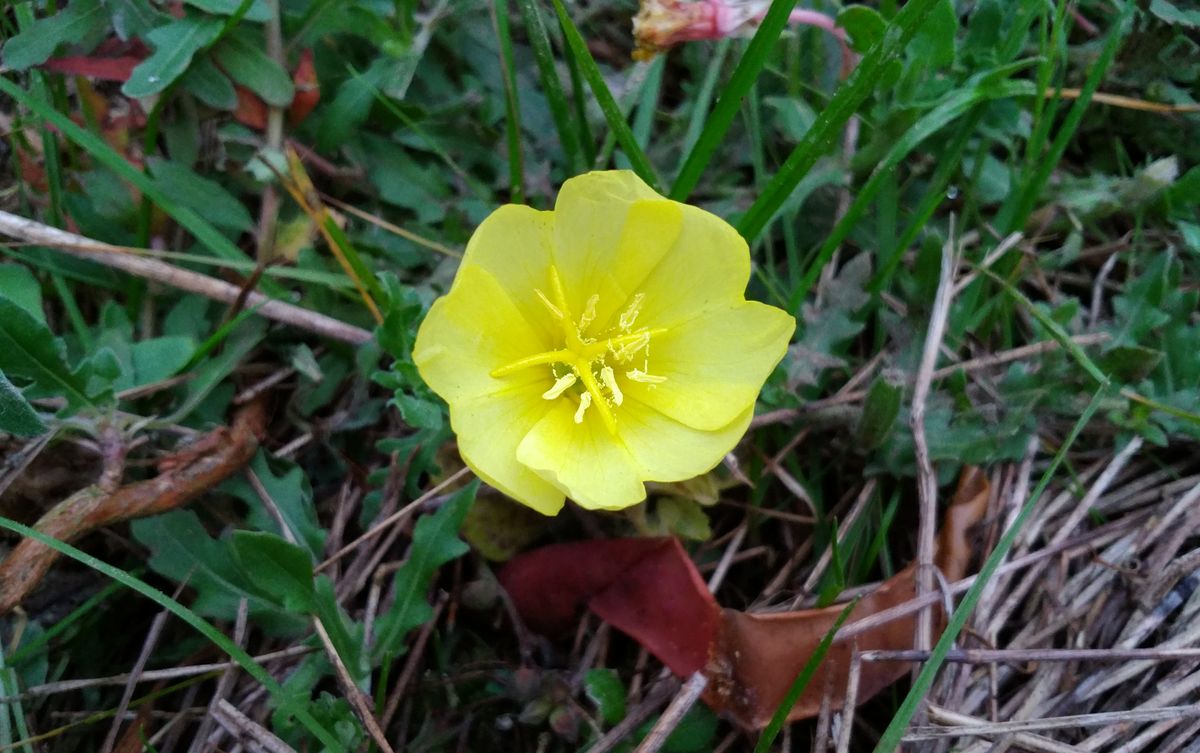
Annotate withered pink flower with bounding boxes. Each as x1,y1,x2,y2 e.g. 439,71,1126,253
632,0,847,66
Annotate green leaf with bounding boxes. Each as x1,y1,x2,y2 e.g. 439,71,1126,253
2,0,104,71
856,372,904,450
1150,0,1200,27
585,669,626,725
213,30,295,107
312,576,368,683
671,0,801,200
130,335,196,387
184,0,271,22
908,0,957,68
225,453,327,559
551,0,660,191
231,531,316,614
514,0,583,173
180,54,238,110
372,482,478,661
738,0,951,242
0,371,47,437
837,6,886,54
123,15,224,99
0,515,345,751
0,265,44,324
0,297,93,410
131,511,309,634
147,157,254,233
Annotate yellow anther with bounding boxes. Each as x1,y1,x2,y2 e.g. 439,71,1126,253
579,294,599,331
618,293,645,331
613,332,651,362
600,365,624,405
534,288,563,320
542,372,577,400
574,391,592,424
626,369,667,384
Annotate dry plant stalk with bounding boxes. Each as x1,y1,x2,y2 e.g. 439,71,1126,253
0,401,267,613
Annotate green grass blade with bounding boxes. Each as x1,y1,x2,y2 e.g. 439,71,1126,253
737,0,946,243
514,0,583,175
788,77,1037,310
869,386,1110,753
670,0,800,200
0,516,347,752
491,0,525,203
753,598,858,753
1000,2,1134,233
676,39,732,168
551,0,661,192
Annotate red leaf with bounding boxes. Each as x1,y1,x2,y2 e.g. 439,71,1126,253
43,55,142,82
499,537,719,676
233,86,269,130
287,49,320,126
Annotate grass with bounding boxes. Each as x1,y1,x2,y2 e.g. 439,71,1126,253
1,0,1199,750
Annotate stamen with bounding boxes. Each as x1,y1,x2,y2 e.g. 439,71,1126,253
612,332,651,362
600,365,624,405
618,293,645,331
491,349,575,377
626,369,667,384
534,288,563,320
574,392,592,424
542,372,577,400
579,293,599,331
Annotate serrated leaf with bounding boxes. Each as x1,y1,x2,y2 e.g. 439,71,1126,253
0,371,47,437
131,511,308,635
0,297,93,410
123,15,223,98
224,453,327,558
213,30,294,107
232,531,316,613
3,0,104,70
372,482,477,660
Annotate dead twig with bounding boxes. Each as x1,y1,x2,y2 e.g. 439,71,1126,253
0,400,267,613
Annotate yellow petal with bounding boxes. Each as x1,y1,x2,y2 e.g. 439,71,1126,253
516,400,647,510
620,399,753,482
458,204,561,344
453,388,566,515
633,203,753,328
414,264,552,403
624,301,795,431
552,171,683,329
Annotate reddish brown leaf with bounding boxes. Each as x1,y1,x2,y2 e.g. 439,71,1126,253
233,85,270,130
43,55,142,81
288,49,320,126
703,467,990,728
501,468,990,728
499,537,719,675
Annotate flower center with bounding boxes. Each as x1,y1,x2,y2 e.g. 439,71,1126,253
490,265,669,433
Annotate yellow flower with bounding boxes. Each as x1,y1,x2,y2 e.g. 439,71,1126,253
413,171,794,515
